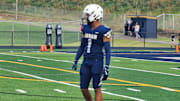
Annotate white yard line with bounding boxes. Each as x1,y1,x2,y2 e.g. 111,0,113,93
0,67,145,101
112,56,180,63
54,89,66,93
57,52,180,63
0,53,73,63
110,66,180,77
0,53,179,77
16,89,27,93
170,68,180,70
102,91,144,101
127,88,141,92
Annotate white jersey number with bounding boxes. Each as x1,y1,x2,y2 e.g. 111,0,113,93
87,39,92,53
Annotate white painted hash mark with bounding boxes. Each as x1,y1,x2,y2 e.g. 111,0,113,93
37,60,42,62
54,89,66,93
161,87,175,91
170,68,180,70
16,89,27,93
17,59,23,62
127,88,141,92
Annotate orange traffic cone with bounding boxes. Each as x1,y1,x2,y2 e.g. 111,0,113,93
50,44,53,52
176,45,179,53
40,45,47,52
40,45,44,52
44,45,47,52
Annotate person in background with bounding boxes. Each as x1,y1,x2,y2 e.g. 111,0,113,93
124,20,129,36
171,33,175,48
128,20,134,36
134,22,140,39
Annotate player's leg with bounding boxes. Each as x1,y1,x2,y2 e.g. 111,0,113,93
92,61,103,101
81,88,93,101
94,87,102,101
80,62,92,101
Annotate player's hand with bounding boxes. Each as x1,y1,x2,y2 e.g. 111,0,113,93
102,67,109,81
72,63,77,71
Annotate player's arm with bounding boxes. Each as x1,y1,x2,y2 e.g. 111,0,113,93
102,30,111,80
72,34,86,70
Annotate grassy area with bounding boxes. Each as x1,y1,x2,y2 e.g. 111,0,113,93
0,51,179,101
112,38,171,47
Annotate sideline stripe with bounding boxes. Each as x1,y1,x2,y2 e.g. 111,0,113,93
0,53,179,77
0,68,145,101
2,60,180,93
0,76,137,86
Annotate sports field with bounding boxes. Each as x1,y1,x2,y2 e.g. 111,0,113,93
0,49,179,101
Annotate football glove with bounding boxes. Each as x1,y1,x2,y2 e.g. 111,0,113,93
72,63,77,71
102,66,109,81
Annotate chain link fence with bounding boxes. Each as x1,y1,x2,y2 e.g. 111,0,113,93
0,21,81,46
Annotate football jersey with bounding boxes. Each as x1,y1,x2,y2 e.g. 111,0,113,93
81,24,111,59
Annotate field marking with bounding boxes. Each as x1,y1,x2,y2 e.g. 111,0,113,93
54,89,66,93
113,60,121,62
2,60,180,93
0,53,73,63
101,91,144,101
110,66,180,77
161,87,175,92
112,56,180,63
0,68,145,101
0,76,50,82
2,60,78,74
157,57,180,60
131,59,138,61
0,76,137,86
16,89,27,93
37,60,42,62
108,78,180,92
171,68,180,70
17,59,23,62
127,88,141,92
0,53,179,77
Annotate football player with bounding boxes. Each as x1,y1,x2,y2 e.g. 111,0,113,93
72,4,111,101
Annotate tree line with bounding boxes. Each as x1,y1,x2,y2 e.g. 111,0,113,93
0,0,179,15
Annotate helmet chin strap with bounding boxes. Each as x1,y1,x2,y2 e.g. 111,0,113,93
87,20,92,25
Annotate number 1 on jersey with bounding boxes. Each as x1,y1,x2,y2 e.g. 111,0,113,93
87,39,92,53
